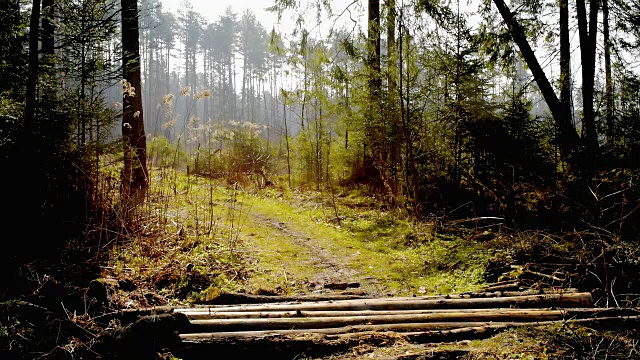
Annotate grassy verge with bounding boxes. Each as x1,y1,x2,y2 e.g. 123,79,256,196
104,169,251,306
105,170,491,303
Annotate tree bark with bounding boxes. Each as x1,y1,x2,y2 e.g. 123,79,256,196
282,91,291,188
182,321,515,338
172,288,577,309
180,315,640,340
368,0,381,97
41,0,54,56
576,0,600,160
181,292,593,313
559,0,572,131
180,308,605,320
121,0,148,202
603,0,614,143
367,0,382,162
25,0,41,136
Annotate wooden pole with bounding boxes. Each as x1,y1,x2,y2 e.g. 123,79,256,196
178,293,593,313
179,308,604,320
180,315,640,341
185,308,605,332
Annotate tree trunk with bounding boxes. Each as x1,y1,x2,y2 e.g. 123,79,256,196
231,57,236,119
491,0,580,163
576,0,600,160
25,0,41,136
121,0,148,203
368,0,381,99
283,92,291,188
185,307,612,333
241,47,246,121
181,322,510,339
603,0,614,143
559,0,572,131
180,315,640,341
41,0,54,56
40,0,56,116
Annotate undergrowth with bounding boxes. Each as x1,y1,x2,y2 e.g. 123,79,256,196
101,165,493,303
460,324,640,359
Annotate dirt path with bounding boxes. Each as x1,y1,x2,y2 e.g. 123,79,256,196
256,213,361,287
239,196,386,296
228,190,488,298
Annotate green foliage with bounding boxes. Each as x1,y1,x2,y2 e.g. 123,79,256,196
0,1,26,162
462,324,640,359
603,71,640,169
148,135,187,169
193,120,272,183
0,95,23,161
0,0,27,95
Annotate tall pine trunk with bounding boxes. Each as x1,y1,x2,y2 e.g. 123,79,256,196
41,0,54,56
25,0,41,136
576,0,600,161
121,0,148,203
603,0,614,143
559,0,572,130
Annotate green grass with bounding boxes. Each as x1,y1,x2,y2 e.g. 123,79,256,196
236,188,489,296
105,168,491,302
104,168,251,305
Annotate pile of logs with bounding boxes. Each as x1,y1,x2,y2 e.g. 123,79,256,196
168,290,640,358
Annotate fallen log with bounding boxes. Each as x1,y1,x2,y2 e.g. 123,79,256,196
94,306,175,325
178,293,593,313
98,290,580,325
176,328,402,360
180,315,640,342
177,289,580,311
181,293,470,310
482,280,520,287
180,321,512,339
402,315,640,343
510,265,567,283
174,316,640,360
179,307,611,320
185,308,608,332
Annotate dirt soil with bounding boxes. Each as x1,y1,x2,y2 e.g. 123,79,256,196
246,211,383,296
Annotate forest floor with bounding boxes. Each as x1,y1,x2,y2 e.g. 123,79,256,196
236,189,487,298
3,169,639,359
104,169,490,309
98,171,498,358
97,170,636,359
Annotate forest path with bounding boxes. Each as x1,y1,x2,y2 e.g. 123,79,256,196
236,193,388,296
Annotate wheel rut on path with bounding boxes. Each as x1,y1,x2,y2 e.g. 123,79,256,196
247,211,372,293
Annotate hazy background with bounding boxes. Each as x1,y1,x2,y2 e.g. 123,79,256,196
160,0,366,38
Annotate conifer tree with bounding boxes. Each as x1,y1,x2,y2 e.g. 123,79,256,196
121,0,148,202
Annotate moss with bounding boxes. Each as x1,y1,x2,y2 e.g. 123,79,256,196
237,190,489,296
